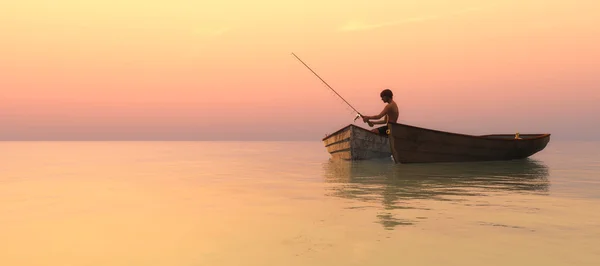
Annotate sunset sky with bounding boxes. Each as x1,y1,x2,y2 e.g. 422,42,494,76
1,0,599,140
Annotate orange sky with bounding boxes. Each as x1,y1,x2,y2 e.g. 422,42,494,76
1,0,599,140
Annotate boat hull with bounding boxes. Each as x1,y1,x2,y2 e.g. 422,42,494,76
388,122,551,164
322,125,392,160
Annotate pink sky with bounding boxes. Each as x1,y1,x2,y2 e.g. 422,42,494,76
1,0,599,140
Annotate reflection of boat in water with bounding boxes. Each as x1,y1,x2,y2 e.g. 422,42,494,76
323,158,550,194
322,158,550,230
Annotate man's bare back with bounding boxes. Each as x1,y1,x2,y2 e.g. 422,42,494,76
385,101,399,124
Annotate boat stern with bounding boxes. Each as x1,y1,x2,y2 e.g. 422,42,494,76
322,125,392,161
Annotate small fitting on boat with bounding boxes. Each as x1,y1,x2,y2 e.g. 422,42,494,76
386,129,390,135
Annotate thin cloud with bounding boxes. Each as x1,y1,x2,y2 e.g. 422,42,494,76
193,27,231,36
453,6,483,14
210,27,231,36
340,15,439,32
339,7,483,32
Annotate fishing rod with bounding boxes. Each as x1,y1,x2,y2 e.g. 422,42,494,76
291,52,363,121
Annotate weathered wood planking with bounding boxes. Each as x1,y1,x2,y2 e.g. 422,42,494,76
388,122,551,164
322,124,392,160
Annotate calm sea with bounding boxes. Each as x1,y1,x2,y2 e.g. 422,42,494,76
1,140,599,265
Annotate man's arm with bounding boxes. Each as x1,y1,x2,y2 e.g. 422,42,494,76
366,118,387,128
362,105,389,120
369,119,388,125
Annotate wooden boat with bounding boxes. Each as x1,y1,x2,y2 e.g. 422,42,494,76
322,124,392,160
387,122,551,164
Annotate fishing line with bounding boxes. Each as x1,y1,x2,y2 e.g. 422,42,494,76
291,52,363,121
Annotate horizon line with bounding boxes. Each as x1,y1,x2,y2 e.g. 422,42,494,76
0,138,597,142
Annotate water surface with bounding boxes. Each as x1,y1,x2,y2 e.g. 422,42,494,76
1,141,599,265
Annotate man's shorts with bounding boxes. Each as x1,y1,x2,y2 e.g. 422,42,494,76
376,125,389,135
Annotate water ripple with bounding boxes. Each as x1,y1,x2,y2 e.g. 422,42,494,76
322,158,550,230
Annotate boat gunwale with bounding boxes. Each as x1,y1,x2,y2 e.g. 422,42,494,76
322,124,386,142
388,122,551,142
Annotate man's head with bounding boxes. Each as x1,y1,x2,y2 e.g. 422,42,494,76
380,89,393,103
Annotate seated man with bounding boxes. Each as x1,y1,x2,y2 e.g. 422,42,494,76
361,89,399,135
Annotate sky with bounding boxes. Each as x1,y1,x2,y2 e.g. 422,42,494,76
1,0,599,140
